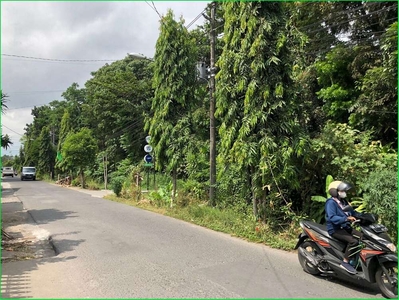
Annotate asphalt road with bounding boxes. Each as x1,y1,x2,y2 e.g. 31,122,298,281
1,177,383,298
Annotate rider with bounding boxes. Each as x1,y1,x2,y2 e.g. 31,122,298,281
325,181,362,275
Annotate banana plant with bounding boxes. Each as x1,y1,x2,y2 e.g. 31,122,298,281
349,197,366,212
310,175,334,223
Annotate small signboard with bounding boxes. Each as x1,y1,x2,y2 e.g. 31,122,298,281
145,136,151,143
144,154,153,163
144,145,153,153
144,163,154,167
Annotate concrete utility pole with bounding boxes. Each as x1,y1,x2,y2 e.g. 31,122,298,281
209,1,217,206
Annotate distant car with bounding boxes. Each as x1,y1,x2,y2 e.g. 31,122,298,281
21,166,36,181
2,167,14,177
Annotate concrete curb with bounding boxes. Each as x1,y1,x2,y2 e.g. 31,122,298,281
50,183,114,198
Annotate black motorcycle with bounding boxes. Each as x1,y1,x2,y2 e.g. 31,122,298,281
294,210,397,298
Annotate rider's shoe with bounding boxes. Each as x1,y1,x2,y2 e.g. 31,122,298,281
340,262,357,274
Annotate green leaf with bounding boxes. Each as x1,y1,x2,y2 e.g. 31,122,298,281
311,196,327,203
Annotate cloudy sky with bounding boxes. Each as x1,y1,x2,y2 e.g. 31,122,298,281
1,1,209,156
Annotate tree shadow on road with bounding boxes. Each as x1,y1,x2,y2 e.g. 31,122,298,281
1,254,79,298
28,208,78,225
1,234,84,298
2,206,84,298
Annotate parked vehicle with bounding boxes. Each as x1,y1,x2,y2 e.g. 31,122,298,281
295,210,397,298
21,166,36,181
2,167,14,177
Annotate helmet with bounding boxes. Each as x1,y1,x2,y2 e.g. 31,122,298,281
337,181,352,192
328,181,352,197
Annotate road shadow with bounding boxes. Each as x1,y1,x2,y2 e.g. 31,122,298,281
2,205,84,298
28,208,78,225
2,233,83,298
1,272,32,298
313,274,381,297
1,186,21,194
1,255,78,298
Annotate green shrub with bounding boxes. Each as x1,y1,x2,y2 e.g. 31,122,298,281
179,179,207,200
362,168,397,244
311,122,397,192
148,185,173,207
71,177,81,187
216,164,251,208
85,178,101,190
111,176,125,197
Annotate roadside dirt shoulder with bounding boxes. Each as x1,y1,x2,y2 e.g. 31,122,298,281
1,183,55,263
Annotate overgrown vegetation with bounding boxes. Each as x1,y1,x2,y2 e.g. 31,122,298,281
3,2,397,248
362,168,398,244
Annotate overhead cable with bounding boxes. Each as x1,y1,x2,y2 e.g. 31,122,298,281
2,124,24,136
302,5,397,34
298,2,382,31
1,54,118,62
145,1,161,19
186,8,207,29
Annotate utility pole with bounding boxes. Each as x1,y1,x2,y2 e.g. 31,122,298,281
209,1,217,206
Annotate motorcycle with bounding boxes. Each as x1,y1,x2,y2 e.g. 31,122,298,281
294,208,397,298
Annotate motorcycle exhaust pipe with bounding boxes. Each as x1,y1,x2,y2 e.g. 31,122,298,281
298,246,318,267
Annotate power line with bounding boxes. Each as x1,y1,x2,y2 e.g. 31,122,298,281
151,1,162,19
145,1,161,19
298,2,382,31
2,124,24,136
2,5,395,67
303,5,397,35
107,119,143,139
308,29,397,45
186,8,207,29
1,54,119,62
7,90,65,94
7,103,51,110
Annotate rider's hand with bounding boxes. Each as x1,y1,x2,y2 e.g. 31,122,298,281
347,216,357,222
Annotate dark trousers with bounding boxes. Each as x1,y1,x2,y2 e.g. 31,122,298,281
331,228,362,261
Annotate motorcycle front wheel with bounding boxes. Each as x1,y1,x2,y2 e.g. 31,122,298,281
375,261,398,299
298,241,321,275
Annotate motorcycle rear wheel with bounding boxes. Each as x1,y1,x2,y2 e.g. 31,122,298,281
298,241,321,275
375,261,398,299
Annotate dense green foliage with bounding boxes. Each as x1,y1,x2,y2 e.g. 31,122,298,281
11,2,397,245
38,126,56,178
61,128,98,187
362,168,398,244
146,9,198,200
216,2,306,217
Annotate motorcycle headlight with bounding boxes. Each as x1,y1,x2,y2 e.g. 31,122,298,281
387,243,397,252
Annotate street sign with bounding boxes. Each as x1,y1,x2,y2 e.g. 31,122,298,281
144,154,153,163
144,145,153,153
145,136,151,143
144,163,153,167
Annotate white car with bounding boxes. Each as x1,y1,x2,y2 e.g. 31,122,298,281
21,166,36,181
2,167,14,177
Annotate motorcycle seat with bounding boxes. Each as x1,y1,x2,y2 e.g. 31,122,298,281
302,220,344,244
